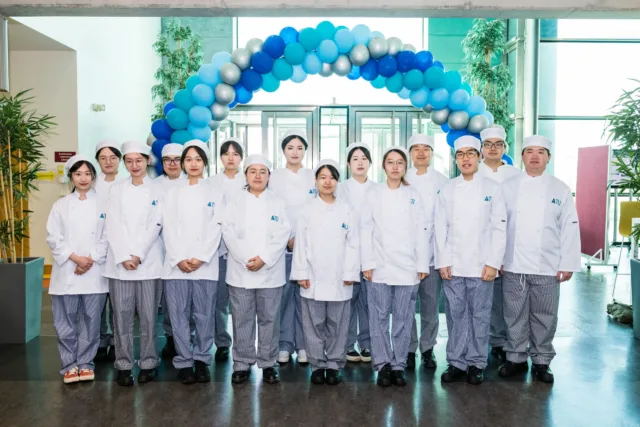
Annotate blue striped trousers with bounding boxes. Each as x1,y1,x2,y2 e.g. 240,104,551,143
279,253,306,354
213,256,232,347
346,277,371,352
301,297,351,371
409,266,442,353
99,294,114,347
489,276,508,347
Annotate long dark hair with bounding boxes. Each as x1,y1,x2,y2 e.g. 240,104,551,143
347,146,372,164
281,134,308,150
382,149,409,186
67,160,97,192
181,146,210,176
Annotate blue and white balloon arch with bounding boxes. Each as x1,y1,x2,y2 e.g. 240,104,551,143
149,21,512,175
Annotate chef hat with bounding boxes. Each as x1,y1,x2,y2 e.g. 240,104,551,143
95,139,120,155
383,145,409,159
280,129,308,150
121,140,150,157
64,154,93,174
314,159,341,177
346,142,371,158
454,135,481,152
243,154,272,172
183,140,209,154
522,135,552,151
161,143,184,158
408,134,434,150
480,125,506,142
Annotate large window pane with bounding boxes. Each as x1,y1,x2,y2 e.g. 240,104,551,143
541,19,640,39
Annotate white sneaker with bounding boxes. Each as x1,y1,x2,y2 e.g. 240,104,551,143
297,349,308,364
278,351,290,364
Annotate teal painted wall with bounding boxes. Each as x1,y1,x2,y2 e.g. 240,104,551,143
161,17,233,63
428,18,475,72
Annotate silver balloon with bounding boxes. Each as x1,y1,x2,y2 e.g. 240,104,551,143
448,110,470,130
246,38,263,54
422,104,433,114
349,44,370,66
468,114,490,134
332,55,352,77
387,37,403,56
430,108,450,126
368,37,388,59
146,132,156,147
209,120,222,131
231,47,252,71
214,83,236,106
210,103,230,122
403,43,417,53
220,63,241,86
319,63,334,77
149,153,158,167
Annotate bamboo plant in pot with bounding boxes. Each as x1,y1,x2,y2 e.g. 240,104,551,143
0,90,55,344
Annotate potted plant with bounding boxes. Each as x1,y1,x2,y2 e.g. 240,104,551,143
0,90,55,344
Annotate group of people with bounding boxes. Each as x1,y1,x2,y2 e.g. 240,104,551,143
46,124,581,388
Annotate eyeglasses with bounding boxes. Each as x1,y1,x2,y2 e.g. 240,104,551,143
385,160,406,167
162,158,180,165
482,142,505,149
455,151,479,159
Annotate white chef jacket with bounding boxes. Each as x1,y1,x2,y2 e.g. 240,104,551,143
153,173,187,192
434,174,507,278
161,179,224,280
268,167,316,242
221,189,291,289
360,183,430,286
405,167,449,267
94,172,125,199
502,173,581,276
209,171,247,258
477,161,522,184
290,197,360,301
46,189,109,295
103,176,163,281
336,177,377,220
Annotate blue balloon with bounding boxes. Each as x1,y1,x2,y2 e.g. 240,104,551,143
351,24,371,45
334,29,355,54
261,73,280,92
229,100,238,109
316,21,336,41
447,129,468,148
449,88,471,111
429,88,450,110
163,102,176,117
371,31,385,39
467,95,487,116
378,55,398,78
360,59,379,81
186,75,201,93
415,51,434,72
385,72,404,93
444,70,462,93
424,67,445,89
483,111,495,125
152,119,173,140
396,51,417,73
299,28,321,52
302,52,322,75
173,89,195,112
410,88,430,108
317,40,339,63
432,60,445,70
272,58,294,80
188,105,213,127
241,69,263,92
212,51,232,68
279,27,299,44
198,63,221,86
284,42,306,65
398,88,411,100
371,75,386,89
188,124,212,142
461,82,473,95
171,130,192,145
235,85,253,104
155,162,164,176
263,35,286,59
251,51,274,74
151,138,170,159
166,108,189,130
403,69,424,91
347,65,361,80
192,84,215,106
291,65,308,83
336,25,348,31
441,123,451,133
502,154,514,165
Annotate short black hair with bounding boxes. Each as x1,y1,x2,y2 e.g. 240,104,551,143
67,160,97,192
315,164,340,181
181,145,210,175
95,146,122,162
220,140,244,160
347,146,372,163
281,134,308,151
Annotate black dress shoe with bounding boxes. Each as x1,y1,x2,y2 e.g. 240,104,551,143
532,364,554,383
162,337,177,359
107,346,116,362
406,352,416,370
138,368,157,384
94,347,108,362
194,361,211,383
116,370,134,387
422,348,437,370
491,346,507,362
376,364,392,388
325,369,342,386
467,366,484,385
391,370,407,387
498,361,529,378
263,367,280,384
178,367,196,385
311,369,325,385
441,365,467,383
231,370,250,384
215,346,230,362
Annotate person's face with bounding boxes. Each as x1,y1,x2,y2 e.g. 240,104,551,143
183,148,204,178
124,153,149,178
246,164,269,192
71,163,94,191
455,148,480,174
410,144,432,168
383,151,407,181
221,144,242,171
348,149,370,178
481,138,506,161
162,155,182,179
283,138,306,166
522,146,550,174
316,167,337,197
97,147,119,175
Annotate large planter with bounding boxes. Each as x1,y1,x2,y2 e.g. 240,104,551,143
0,257,45,344
632,259,640,340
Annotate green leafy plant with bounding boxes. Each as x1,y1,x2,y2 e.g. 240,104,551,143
462,19,513,137
151,20,203,121
0,90,56,263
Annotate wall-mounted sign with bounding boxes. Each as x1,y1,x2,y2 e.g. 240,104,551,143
54,151,76,163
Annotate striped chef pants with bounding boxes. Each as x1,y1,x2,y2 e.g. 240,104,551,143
346,277,371,352
301,297,351,371
279,253,306,354
213,256,232,348
409,266,442,353
489,276,508,348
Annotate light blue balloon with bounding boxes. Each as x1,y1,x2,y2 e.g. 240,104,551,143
173,89,195,113
443,70,462,93
467,95,487,116
212,51,232,68
188,105,213,127
317,40,339,63
371,31,385,39
461,82,473,95
186,75,201,93
449,88,471,111
424,66,445,89
334,29,355,54
385,72,404,93
166,108,189,130
483,111,495,125
371,75,386,89
403,69,424,91
291,65,308,83
272,58,294,81
302,52,322,75
198,64,221,86
316,21,337,41
192,84,215,106
351,24,371,45
284,42,306,65
299,28,321,52
170,129,192,144
398,88,411,100
261,73,280,92
188,124,212,142
429,88,450,110
410,88,430,108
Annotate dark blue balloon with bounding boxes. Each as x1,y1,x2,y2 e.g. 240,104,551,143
151,119,173,140
263,35,286,59
441,123,451,133
396,51,417,73
433,60,445,70
251,51,274,74
279,27,299,44
155,162,164,176
241,69,263,92
229,100,238,109
502,154,514,165
234,85,253,104
378,55,398,78
151,138,170,159
347,65,361,80
415,51,434,72
446,129,468,147
163,102,176,116
360,59,379,82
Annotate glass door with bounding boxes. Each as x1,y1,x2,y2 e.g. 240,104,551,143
319,106,349,180
262,110,315,170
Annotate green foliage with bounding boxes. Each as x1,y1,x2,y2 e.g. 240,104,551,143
151,20,203,121
462,19,513,137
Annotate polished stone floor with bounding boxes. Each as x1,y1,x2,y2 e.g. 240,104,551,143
1,265,639,427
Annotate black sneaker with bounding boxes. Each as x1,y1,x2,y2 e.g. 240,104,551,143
137,368,157,384
107,346,116,362
532,364,554,383
94,347,108,363
178,367,196,385
422,348,437,370
231,370,250,384
391,370,407,387
376,364,392,388
467,366,484,385
346,349,361,362
325,369,342,386
311,369,325,385
441,365,467,383
215,346,230,362
498,361,529,378
406,352,416,370
490,346,507,362
263,367,280,384
360,348,372,363
116,369,134,387
162,336,177,359
194,361,211,383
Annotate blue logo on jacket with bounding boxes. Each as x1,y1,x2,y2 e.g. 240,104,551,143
552,198,561,206
151,200,158,206
342,223,349,230
484,196,492,202
99,213,105,219
410,198,416,205
309,189,316,195
271,215,279,222
207,201,214,207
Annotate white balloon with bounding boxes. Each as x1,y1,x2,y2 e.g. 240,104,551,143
231,47,252,71
468,114,490,134
220,62,241,86
210,103,230,121
448,110,470,130
430,108,450,126
349,44,370,67
368,37,388,60
319,63,334,77
246,38,264,54
149,153,158,167
146,132,156,147
403,43,417,53
332,55,352,77
215,83,236,106
387,37,404,56
209,120,222,131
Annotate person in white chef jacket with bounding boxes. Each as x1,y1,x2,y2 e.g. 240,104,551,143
161,140,224,385
208,137,247,364
269,130,316,365
291,159,360,386
405,134,449,371
103,140,163,387
361,146,430,388
476,125,522,363
498,135,581,384
46,155,108,384
337,143,375,364
435,135,507,385
221,154,291,385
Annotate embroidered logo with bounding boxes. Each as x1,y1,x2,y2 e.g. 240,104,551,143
410,198,416,205
309,188,316,195
207,202,214,207
271,215,279,222
437,190,440,195
151,200,158,206
99,213,105,219
484,196,492,202
551,198,561,206
341,223,349,230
